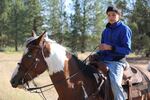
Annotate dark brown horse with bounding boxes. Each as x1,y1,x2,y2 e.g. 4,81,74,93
10,31,150,100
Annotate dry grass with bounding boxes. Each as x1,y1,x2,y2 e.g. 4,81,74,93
0,52,149,100
0,52,58,100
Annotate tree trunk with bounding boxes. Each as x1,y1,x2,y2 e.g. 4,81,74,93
15,32,18,51
33,18,37,33
81,33,85,53
14,3,18,51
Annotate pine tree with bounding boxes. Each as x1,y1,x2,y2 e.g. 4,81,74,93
128,0,150,56
8,0,43,51
0,0,12,49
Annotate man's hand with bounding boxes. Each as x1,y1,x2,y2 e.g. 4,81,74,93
99,43,112,50
89,53,99,62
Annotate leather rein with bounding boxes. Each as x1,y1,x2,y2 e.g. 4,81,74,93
20,43,102,100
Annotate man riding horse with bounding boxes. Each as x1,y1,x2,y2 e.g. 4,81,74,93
90,6,132,100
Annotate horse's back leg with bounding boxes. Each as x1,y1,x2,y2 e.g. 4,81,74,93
132,93,150,100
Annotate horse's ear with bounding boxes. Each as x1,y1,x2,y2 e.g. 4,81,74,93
36,31,46,45
32,30,37,37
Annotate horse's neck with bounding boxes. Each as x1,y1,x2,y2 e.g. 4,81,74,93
49,55,98,100
49,55,81,85
43,39,98,99
48,56,80,99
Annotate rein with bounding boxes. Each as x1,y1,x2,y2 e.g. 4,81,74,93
18,45,49,100
26,45,99,91
22,43,100,100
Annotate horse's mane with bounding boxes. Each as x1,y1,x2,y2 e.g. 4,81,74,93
24,37,97,80
71,55,97,80
25,37,37,47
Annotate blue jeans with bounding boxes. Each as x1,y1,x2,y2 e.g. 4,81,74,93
104,61,126,100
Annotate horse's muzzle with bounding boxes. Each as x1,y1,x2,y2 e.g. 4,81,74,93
10,79,18,88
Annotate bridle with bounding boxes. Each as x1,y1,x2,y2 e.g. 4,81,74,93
18,45,42,83
18,42,105,100
18,44,50,99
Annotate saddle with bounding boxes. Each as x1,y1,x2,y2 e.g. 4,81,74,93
89,61,144,100
88,54,150,99
122,65,143,85
89,61,143,85
88,54,143,85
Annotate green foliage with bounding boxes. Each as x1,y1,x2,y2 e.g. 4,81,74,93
0,0,149,56
46,0,106,53
127,0,150,56
0,0,43,51
46,0,63,43
67,0,106,53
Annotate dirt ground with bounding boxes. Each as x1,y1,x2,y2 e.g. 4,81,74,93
0,52,150,100
0,52,58,100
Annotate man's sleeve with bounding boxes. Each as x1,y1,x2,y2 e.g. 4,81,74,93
112,27,132,55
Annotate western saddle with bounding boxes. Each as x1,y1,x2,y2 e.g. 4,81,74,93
88,54,146,99
88,54,143,85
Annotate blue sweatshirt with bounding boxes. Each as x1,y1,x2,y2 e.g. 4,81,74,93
97,21,132,61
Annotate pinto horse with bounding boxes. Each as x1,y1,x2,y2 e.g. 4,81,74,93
10,31,150,100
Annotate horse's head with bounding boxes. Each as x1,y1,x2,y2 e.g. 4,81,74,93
10,31,48,88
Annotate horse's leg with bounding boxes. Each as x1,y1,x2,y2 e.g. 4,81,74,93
140,93,150,100
132,94,150,100
145,93,150,100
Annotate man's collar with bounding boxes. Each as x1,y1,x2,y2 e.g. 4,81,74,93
106,21,122,29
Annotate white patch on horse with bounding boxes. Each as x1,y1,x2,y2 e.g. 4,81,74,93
44,38,68,75
11,36,39,80
23,48,29,55
11,63,20,80
11,47,29,80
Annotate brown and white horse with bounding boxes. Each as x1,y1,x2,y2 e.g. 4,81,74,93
10,32,103,100
10,31,150,100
